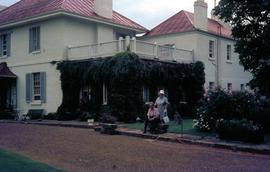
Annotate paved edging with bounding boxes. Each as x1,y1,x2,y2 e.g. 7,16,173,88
0,120,94,129
116,129,270,155
1,120,270,155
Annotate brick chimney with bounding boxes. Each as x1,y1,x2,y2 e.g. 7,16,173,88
94,0,113,19
194,0,208,31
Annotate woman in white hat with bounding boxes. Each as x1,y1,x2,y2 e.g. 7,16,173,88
155,90,169,121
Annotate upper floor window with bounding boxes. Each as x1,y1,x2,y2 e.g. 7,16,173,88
209,40,214,58
29,26,40,53
0,33,11,57
227,45,232,61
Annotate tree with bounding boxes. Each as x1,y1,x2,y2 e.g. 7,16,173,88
214,0,270,97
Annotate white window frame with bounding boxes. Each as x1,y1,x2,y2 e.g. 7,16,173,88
226,44,232,61
0,34,8,57
209,40,215,59
103,83,108,105
33,73,41,101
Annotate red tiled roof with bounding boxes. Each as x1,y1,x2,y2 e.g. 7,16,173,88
0,0,147,31
145,10,232,38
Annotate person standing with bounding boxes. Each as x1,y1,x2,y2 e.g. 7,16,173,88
155,90,169,121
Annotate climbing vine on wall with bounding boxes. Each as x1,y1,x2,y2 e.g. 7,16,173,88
57,52,205,122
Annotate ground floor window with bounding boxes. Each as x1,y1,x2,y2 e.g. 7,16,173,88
33,73,41,101
103,84,108,105
209,82,215,91
26,72,46,103
227,83,232,92
143,87,150,103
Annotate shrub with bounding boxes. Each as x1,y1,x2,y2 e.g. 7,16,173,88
43,113,57,120
216,119,264,144
0,112,14,120
101,114,117,124
194,89,270,132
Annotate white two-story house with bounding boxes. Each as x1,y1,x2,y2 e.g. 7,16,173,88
0,0,148,115
141,0,252,92
0,0,252,116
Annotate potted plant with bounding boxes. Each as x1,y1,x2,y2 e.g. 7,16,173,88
100,113,118,135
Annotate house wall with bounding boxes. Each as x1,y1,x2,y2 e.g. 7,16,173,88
0,17,66,114
141,31,252,91
0,16,139,115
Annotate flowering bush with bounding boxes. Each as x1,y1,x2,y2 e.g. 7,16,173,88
193,106,214,132
194,89,270,133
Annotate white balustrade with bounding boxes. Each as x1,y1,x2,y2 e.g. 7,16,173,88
67,38,194,63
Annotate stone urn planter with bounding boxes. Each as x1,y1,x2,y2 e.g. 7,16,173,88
100,123,118,135
100,114,118,135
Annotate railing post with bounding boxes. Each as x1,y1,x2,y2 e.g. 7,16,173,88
125,36,130,51
132,37,137,53
65,45,70,60
192,49,195,62
173,45,176,61
154,42,158,59
118,37,123,52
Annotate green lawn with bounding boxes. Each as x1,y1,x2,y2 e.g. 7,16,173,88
124,119,210,136
0,148,65,172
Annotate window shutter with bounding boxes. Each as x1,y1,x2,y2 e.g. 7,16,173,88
6,34,11,56
40,72,46,103
37,27,40,51
26,73,32,102
0,35,3,56
29,28,33,53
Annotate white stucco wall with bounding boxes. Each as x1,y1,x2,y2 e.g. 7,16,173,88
141,31,252,91
0,16,140,115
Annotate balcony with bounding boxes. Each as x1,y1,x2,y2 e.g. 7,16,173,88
66,37,195,63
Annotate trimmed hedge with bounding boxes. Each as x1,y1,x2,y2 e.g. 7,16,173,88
216,119,264,144
57,52,205,122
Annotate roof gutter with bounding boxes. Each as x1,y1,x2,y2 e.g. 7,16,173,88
0,10,147,33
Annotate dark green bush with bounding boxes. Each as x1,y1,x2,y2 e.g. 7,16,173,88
101,114,117,124
57,51,205,122
43,113,57,120
0,112,14,120
194,89,270,132
216,119,264,144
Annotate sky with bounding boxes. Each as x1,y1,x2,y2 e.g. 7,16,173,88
0,0,220,29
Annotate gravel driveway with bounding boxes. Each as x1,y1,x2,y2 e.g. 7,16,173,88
0,123,269,172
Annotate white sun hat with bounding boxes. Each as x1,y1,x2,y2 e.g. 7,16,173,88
159,90,165,94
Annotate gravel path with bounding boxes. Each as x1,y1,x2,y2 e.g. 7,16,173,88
0,123,269,172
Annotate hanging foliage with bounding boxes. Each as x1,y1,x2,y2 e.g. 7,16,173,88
57,52,205,122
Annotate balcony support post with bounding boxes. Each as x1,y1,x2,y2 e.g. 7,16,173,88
132,37,137,53
125,36,131,51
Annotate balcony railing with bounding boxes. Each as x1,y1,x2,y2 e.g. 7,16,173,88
66,37,194,63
